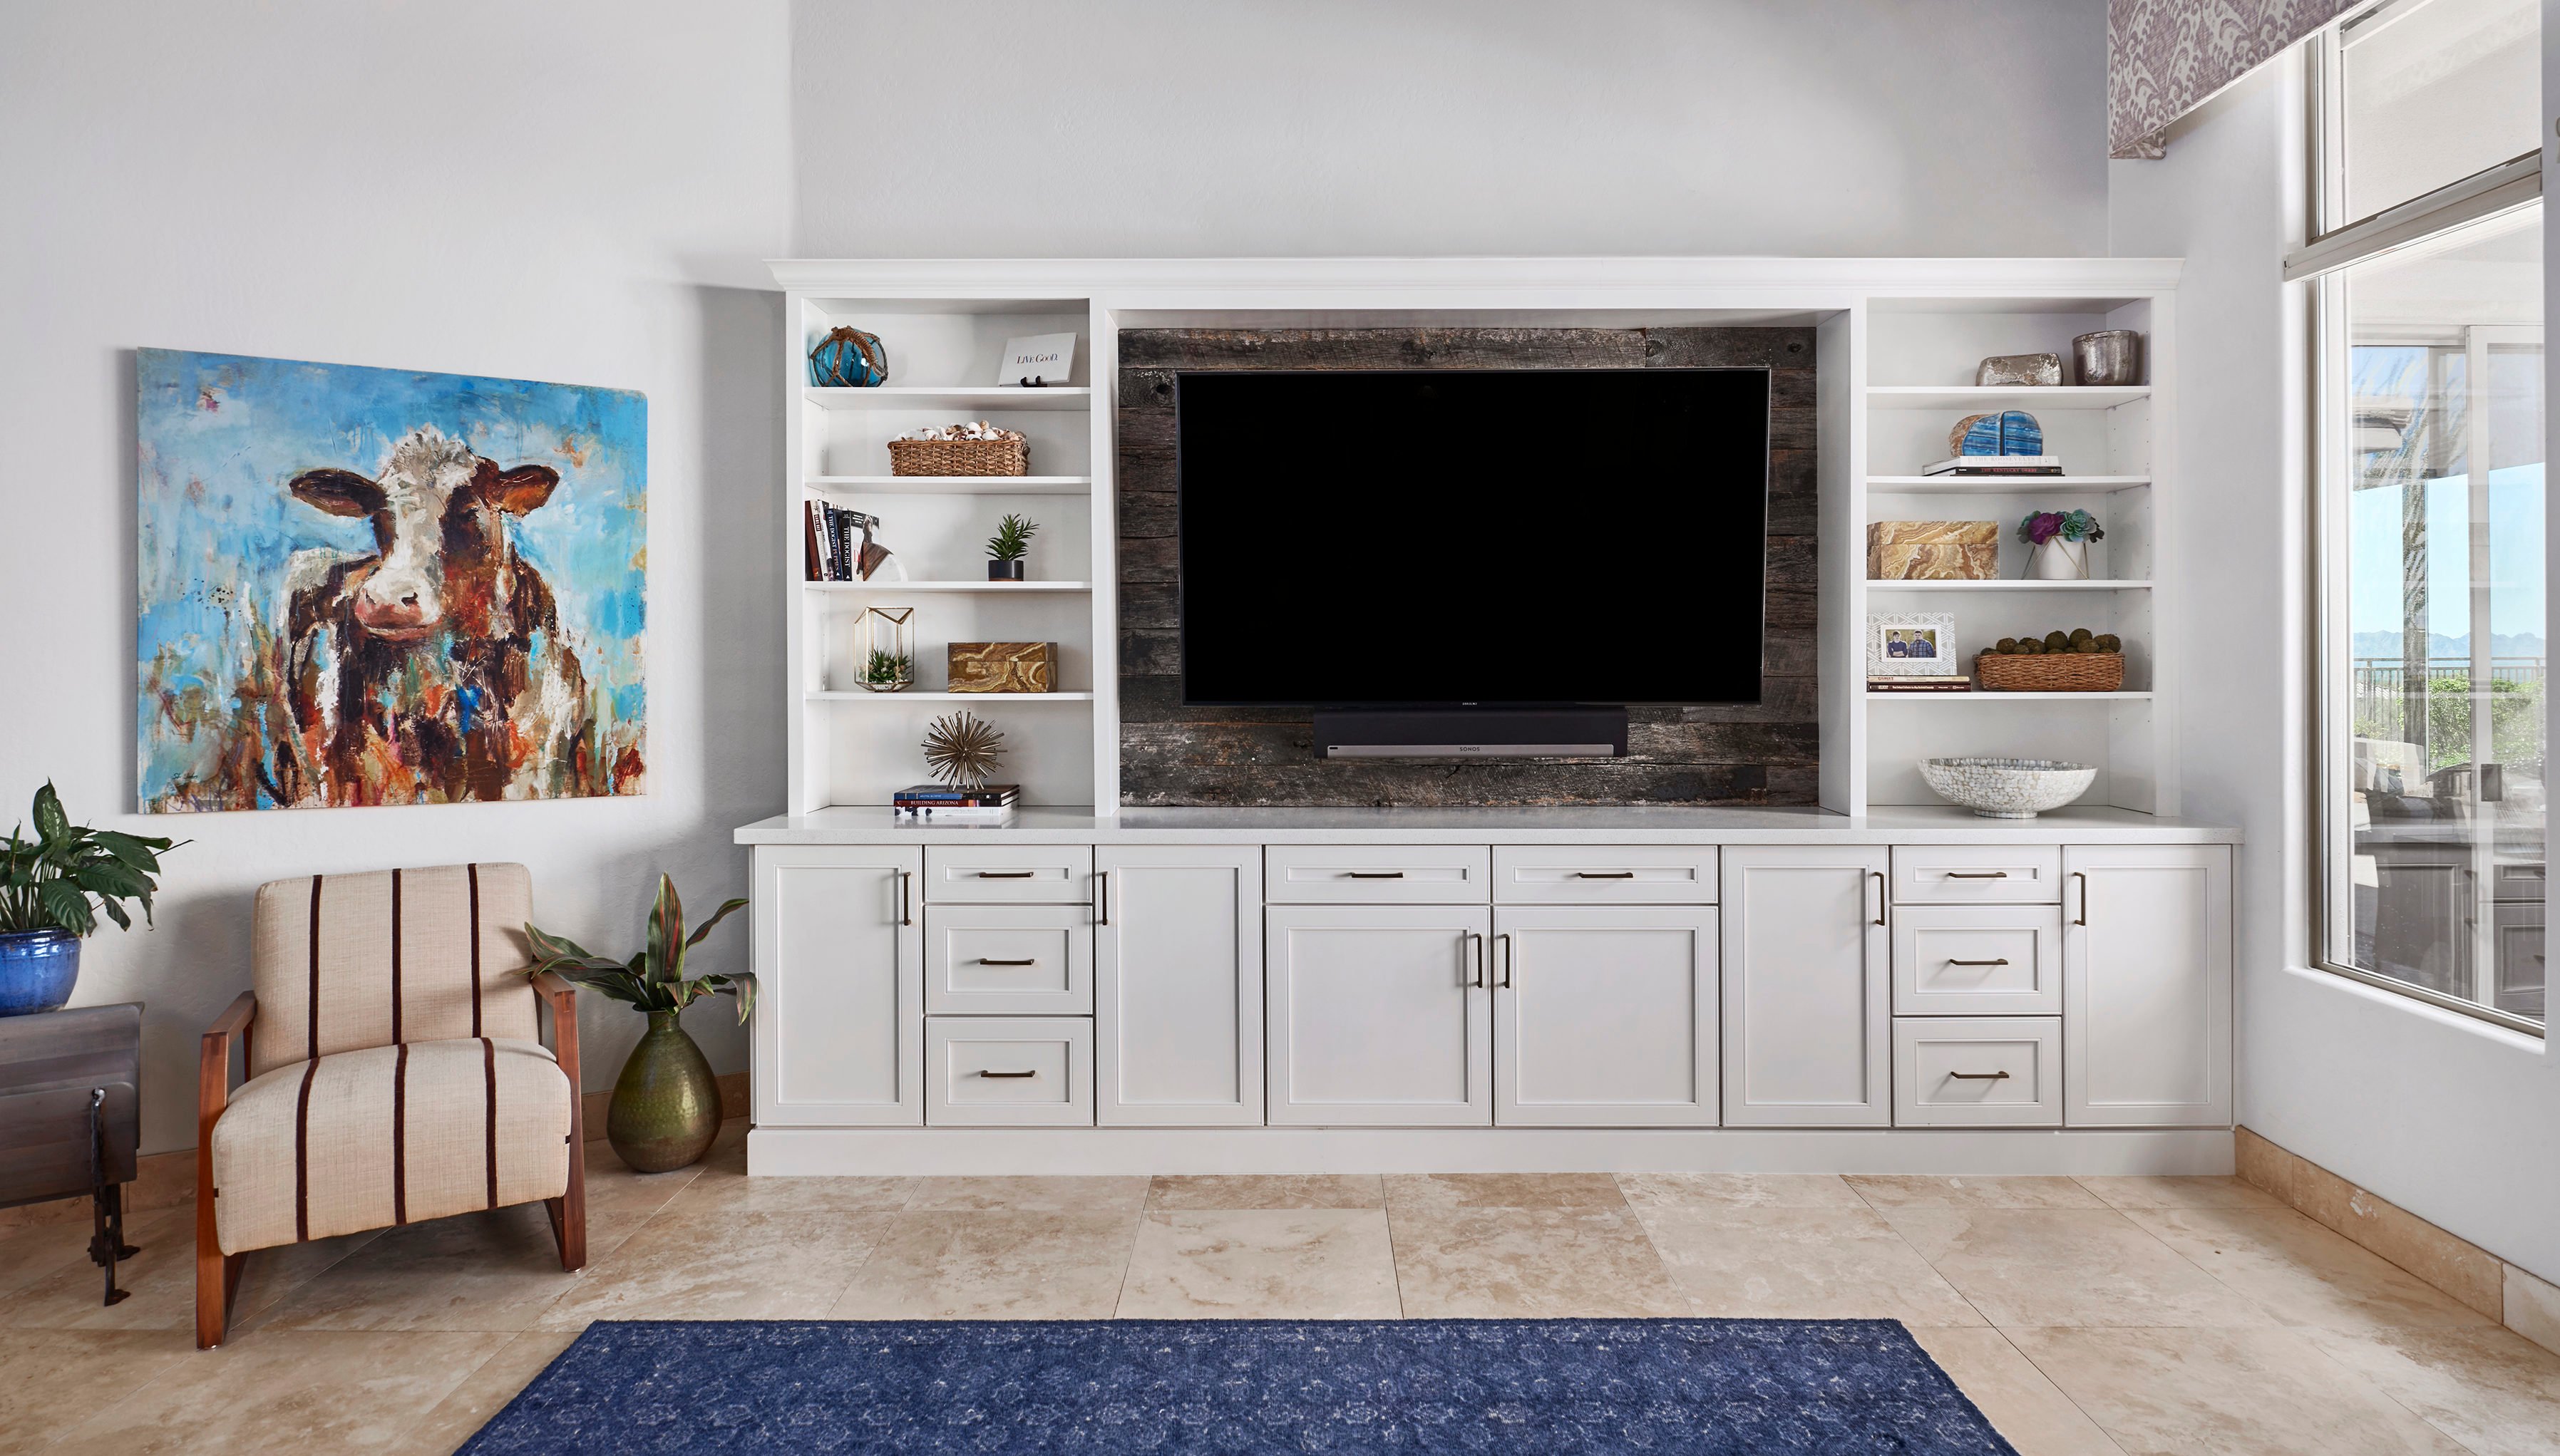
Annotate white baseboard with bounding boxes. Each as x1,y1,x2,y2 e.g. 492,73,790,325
746,1125,2236,1177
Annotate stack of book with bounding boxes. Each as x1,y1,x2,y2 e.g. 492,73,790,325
1868,674,1973,693
804,501,885,581
891,784,1020,825
1921,455,2061,477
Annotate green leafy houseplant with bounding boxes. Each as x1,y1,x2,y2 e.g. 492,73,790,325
986,513,1037,563
2,783,178,936
1,783,180,1016
524,876,749,1172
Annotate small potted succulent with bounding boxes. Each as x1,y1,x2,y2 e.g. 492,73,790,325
862,648,914,693
986,513,1037,581
0,784,180,1016
525,876,749,1172
2018,508,2105,581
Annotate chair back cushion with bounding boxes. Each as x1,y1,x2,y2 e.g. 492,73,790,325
249,864,540,1078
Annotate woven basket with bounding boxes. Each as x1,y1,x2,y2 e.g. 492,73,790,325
887,438,1029,477
1975,651,2126,693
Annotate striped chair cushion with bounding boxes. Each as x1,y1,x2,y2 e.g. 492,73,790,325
249,864,540,1078
210,1036,572,1255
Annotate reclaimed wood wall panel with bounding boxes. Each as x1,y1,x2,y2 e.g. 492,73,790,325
1117,326,1816,807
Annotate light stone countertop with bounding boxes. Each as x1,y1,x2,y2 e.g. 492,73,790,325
734,803,2241,846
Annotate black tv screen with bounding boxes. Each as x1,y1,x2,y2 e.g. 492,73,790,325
1176,368,1770,706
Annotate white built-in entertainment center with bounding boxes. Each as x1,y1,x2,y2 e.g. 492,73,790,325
741,257,2235,1176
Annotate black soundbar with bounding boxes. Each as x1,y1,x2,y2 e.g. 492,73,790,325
1312,708,1629,760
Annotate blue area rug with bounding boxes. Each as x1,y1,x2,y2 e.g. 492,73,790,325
459,1318,2016,1454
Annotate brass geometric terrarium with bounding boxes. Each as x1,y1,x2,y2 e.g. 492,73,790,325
855,605,914,693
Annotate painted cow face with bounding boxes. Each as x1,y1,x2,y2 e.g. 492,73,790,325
289,427,558,641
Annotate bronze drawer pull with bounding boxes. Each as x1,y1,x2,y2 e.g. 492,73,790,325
1575,871,1637,879
975,871,1036,879
976,957,1036,966
1945,958,2011,967
975,1069,1038,1079
1946,1070,2011,1081
1943,871,2010,879
1346,871,1406,879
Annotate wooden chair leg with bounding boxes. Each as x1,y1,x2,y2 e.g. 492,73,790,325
194,1209,231,1349
549,1147,587,1271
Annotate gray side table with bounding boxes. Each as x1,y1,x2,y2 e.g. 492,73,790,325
0,1002,143,1304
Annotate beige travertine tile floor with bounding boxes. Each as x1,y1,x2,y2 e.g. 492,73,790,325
4,1126,2557,1455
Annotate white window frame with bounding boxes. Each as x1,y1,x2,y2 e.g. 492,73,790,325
2294,1,2546,1036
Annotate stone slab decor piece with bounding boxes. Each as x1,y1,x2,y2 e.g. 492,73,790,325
1973,353,2060,387
1116,326,1816,808
1868,522,1998,581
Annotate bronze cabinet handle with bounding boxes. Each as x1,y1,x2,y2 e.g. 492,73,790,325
1466,931,1486,988
975,1069,1037,1079
975,870,1036,879
2073,871,2089,926
976,957,1035,966
1346,871,1407,879
1944,871,2009,879
898,870,913,926
1497,932,1514,988
1871,869,1887,926
1946,1070,2011,1081
1575,871,1637,879
1096,870,1108,926
1945,958,2011,967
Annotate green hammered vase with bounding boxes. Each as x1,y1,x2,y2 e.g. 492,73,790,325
607,1011,721,1172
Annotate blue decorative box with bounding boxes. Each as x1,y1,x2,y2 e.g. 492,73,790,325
1956,409,2043,457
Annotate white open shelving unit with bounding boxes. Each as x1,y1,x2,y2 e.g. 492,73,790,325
783,294,1113,811
773,259,2180,820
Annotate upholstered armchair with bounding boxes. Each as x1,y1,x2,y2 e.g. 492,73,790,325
195,862,583,1349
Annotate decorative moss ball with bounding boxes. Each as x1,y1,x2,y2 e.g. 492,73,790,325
2042,631,2070,651
1994,637,2020,654
2069,627,2095,645
2097,633,2122,652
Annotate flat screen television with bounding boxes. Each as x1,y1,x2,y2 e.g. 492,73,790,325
1176,367,1770,707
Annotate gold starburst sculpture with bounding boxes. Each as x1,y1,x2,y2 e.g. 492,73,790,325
922,711,1007,789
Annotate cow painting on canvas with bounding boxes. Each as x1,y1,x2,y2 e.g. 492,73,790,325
137,351,646,811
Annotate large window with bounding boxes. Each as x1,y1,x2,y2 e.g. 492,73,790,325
2305,0,2545,1033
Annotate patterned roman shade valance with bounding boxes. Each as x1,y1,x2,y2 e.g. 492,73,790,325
2111,0,2347,157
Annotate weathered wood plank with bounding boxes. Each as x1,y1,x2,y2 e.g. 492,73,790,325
1643,327,1817,371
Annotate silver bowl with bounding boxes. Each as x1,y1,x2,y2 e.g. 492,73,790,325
1918,757,2095,819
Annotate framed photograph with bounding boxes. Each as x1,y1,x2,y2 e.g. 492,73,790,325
1867,612,1957,676
998,332,1077,386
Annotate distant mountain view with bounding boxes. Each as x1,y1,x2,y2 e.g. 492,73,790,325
2353,632,2547,659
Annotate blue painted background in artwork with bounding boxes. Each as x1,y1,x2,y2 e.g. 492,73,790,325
134,348,646,810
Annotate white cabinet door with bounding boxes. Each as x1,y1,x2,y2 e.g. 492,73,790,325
1720,845,1891,1127
1492,907,1718,1127
1267,905,1491,1126
751,845,922,1126
1094,846,1264,1126
2065,845,2233,1127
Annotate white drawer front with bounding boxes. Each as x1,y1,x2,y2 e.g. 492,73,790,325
1893,1016,2061,1127
1492,846,1717,904
925,845,1093,904
1892,846,2063,905
925,904,1092,1016
926,1016,1094,1126
1892,905,2063,1016
1264,846,1492,904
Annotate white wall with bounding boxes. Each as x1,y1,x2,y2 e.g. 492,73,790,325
2112,56,2560,1283
792,0,2110,258
0,1,793,1154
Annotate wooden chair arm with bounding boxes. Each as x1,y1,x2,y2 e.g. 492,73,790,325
530,973,583,1146
200,991,256,1114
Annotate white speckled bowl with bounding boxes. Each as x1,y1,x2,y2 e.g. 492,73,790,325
1918,757,2096,819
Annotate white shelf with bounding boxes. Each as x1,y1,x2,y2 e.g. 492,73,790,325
807,475,1093,496
1866,691,2155,703
807,691,1096,703
805,386,1092,412
1867,475,2151,495
1865,579,2152,592
803,580,1093,594
1865,386,2150,411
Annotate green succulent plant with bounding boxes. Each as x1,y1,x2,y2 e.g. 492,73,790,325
863,649,913,686
986,513,1038,564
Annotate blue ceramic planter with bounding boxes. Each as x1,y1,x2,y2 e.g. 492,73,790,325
0,929,81,1016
